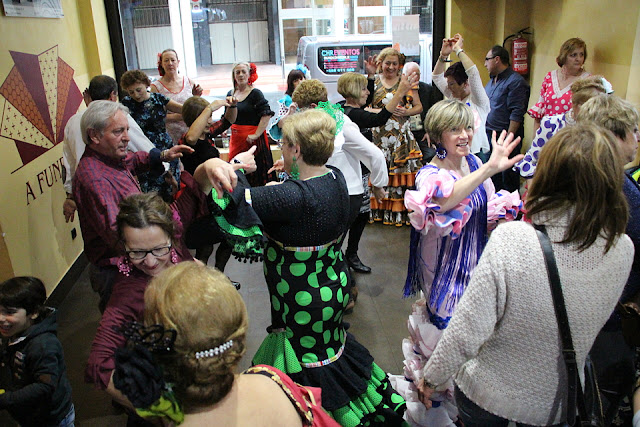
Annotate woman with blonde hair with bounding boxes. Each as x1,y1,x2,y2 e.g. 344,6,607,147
528,37,590,133
515,75,612,178
417,123,633,426
391,98,522,426
137,262,336,426
370,47,424,225
192,108,408,426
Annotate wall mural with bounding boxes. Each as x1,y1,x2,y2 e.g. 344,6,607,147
0,46,82,204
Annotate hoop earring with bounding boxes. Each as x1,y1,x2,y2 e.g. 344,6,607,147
291,155,300,180
435,145,447,159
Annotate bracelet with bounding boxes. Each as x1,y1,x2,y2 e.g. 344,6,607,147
161,149,168,162
232,158,242,164
454,49,464,56
227,105,237,109
439,56,451,63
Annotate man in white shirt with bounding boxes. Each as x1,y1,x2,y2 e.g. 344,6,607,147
62,75,155,221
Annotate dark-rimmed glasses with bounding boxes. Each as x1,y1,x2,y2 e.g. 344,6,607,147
125,245,172,260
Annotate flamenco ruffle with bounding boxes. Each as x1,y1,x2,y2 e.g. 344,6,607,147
487,189,522,221
404,167,472,237
388,299,458,427
252,330,407,426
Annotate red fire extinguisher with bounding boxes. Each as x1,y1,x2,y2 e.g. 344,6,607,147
505,28,532,76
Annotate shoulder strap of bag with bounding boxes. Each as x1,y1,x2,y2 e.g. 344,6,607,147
534,224,587,426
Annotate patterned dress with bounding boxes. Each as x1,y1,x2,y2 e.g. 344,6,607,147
371,77,422,226
122,92,180,196
527,69,590,121
389,155,521,426
151,76,194,144
210,167,408,426
514,110,574,178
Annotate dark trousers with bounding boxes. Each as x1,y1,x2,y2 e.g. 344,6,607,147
88,264,117,313
455,386,567,427
346,212,368,257
485,129,523,193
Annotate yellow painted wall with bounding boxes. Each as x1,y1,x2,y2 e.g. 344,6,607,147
0,0,113,293
449,0,640,144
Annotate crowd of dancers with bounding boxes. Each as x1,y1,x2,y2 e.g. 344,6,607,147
0,33,639,427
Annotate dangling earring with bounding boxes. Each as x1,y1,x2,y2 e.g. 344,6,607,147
118,257,132,277
435,144,447,159
170,248,179,264
291,155,300,180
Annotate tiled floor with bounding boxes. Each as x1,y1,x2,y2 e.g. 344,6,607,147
0,222,416,426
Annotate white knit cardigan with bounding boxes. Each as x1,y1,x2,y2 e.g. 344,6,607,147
423,212,634,426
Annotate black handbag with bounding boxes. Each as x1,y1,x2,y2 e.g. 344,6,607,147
535,224,604,427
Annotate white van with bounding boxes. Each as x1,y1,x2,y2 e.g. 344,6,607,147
297,33,433,103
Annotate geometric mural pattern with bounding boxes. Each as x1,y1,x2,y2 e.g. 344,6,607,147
0,46,82,170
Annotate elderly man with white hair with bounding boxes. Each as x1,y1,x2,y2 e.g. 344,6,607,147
403,61,443,162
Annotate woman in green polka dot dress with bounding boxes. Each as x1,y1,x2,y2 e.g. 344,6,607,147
196,109,407,426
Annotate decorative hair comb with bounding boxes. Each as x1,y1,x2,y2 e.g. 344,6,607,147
195,340,233,359
117,321,177,354
601,77,614,94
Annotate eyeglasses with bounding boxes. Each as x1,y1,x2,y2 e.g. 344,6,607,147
126,245,172,260
485,56,496,61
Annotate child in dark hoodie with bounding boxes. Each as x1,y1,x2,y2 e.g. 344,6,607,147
0,277,74,426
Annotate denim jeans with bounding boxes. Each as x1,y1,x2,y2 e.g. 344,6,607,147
58,404,75,427
455,387,567,427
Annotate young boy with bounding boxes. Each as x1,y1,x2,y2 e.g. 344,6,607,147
0,276,74,426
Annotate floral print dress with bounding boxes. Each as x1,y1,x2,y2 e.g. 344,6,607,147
122,92,180,198
371,77,422,226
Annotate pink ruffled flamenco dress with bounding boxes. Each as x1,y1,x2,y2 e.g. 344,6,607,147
389,155,521,427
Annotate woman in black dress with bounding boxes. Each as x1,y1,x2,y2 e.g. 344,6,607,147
227,62,275,186
194,109,408,426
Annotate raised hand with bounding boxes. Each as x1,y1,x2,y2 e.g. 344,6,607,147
486,130,524,174
192,83,204,96
365,55,378,76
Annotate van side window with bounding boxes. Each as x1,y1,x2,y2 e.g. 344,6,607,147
317,45,362,75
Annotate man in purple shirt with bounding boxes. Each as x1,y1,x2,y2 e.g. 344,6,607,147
484,45,530,192
72,101,193,311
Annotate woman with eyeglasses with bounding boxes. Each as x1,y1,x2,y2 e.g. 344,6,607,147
84,157,252,422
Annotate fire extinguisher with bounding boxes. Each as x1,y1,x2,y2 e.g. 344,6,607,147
504,28,532,76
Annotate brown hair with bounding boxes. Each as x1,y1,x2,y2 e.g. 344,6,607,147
376,47,405,74
120,69,151,90
570,75,607,107
286,69,306,96
282,109,336,166
116,193,176,243
181,96,210,127
158,49,178,77
556,37,587,67
337,72,367,101
423,99,474,145
576,94,639,140
291,79,328,109
443,61,468,85
144,262,247,410
0,276,47,321
526,123,628,253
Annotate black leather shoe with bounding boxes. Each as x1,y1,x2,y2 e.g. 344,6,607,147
346,253,372,273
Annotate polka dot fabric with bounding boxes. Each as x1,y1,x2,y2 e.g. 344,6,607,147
527,70,589,120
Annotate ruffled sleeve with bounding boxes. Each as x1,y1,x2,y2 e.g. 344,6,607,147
250,88,275,117
404,166,473,238
527,72,552,119
486,188,522,222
